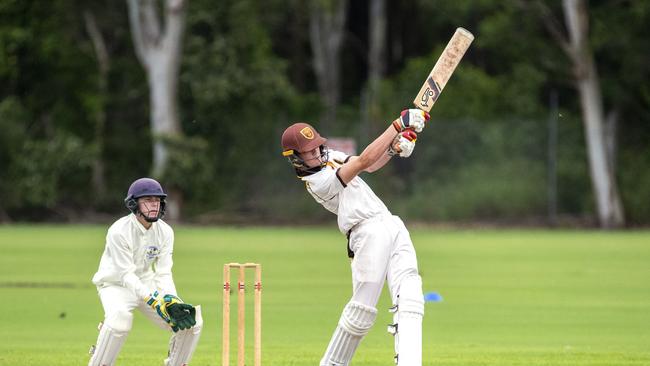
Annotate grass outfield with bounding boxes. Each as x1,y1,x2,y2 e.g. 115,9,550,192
0,225,649,366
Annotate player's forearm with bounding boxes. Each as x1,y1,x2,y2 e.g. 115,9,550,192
337,120,404,184
365,152,392,173
122,271,153,298
357,124,398,170
155,273,178,296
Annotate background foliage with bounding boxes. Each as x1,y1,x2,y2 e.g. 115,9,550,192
0,0,648,225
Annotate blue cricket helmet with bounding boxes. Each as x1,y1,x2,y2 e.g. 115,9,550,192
124,178,167,221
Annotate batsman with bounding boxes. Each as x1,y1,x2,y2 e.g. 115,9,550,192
281,109,429,366
87,178,202,366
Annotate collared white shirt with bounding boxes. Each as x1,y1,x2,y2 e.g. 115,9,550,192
301,149,390,234
92,214,176,299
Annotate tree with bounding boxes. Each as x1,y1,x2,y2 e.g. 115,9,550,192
181,0,294,213
83,9,110,202
531,0,624,228
367,0,386,98
309,0,349,132
361,0,387,143
126,0,187,220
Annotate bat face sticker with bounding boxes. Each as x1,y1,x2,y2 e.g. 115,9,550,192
419,77,442,109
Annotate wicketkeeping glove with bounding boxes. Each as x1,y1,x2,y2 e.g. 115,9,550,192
389,130,417,158
145,291,174,327
393,109,430,133
145,292,196,332
166,302,197,332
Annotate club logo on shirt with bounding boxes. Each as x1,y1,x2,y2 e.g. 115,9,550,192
145,246,160,260
300,127,314,139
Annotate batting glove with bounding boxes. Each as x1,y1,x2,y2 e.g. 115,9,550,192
389,130,417,158
393,109,430,133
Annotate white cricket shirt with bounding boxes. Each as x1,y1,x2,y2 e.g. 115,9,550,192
92,214,177,299
301,149,390,234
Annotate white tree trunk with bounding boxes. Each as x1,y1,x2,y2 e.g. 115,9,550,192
563,0,624,228
149,53,181,177
127,0,186,221
309,0,348,132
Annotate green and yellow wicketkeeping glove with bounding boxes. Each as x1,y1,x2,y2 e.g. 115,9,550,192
145,291,196,332
166,300,197,331
145,291,175,328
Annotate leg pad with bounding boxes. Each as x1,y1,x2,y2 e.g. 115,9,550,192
165,305,204,366
88,310,133,366
319,301,377,366
391,276,424,366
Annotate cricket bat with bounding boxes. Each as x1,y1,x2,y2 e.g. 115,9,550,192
413,27,474,112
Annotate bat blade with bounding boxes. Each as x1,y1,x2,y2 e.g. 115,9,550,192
413,27,474,112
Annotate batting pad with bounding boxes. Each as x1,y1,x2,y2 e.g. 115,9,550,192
396,275,424,366
164,305,203,366
88,310,133,366
319,301,377,366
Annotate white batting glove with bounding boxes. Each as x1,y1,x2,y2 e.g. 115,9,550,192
393,109,430,133
389,130,417,158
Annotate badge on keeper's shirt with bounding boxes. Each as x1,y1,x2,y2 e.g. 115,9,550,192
145,245,160,260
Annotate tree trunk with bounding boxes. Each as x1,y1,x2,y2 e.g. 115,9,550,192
604,109,619,173
309,0,348,132
127,0,186,221
361,0,386,143
149,54,181,178
83,10,109,202
562,0,624,228
288,1,310,90
368,0,386,88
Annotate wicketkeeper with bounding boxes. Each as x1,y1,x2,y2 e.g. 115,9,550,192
88,178,202,366
281,109,429,366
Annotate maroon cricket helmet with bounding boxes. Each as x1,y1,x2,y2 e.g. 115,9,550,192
281,122,327,155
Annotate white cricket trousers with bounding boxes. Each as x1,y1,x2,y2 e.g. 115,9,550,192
98,284,172,330
318,214,422,366
90,284,204,366
347,214,419,307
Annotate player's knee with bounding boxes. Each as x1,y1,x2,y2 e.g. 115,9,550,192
351,281,383,306
399,275,424,317
104,309,133,334
340,301,378,336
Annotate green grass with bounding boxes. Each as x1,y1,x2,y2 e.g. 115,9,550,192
1,225,649,365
